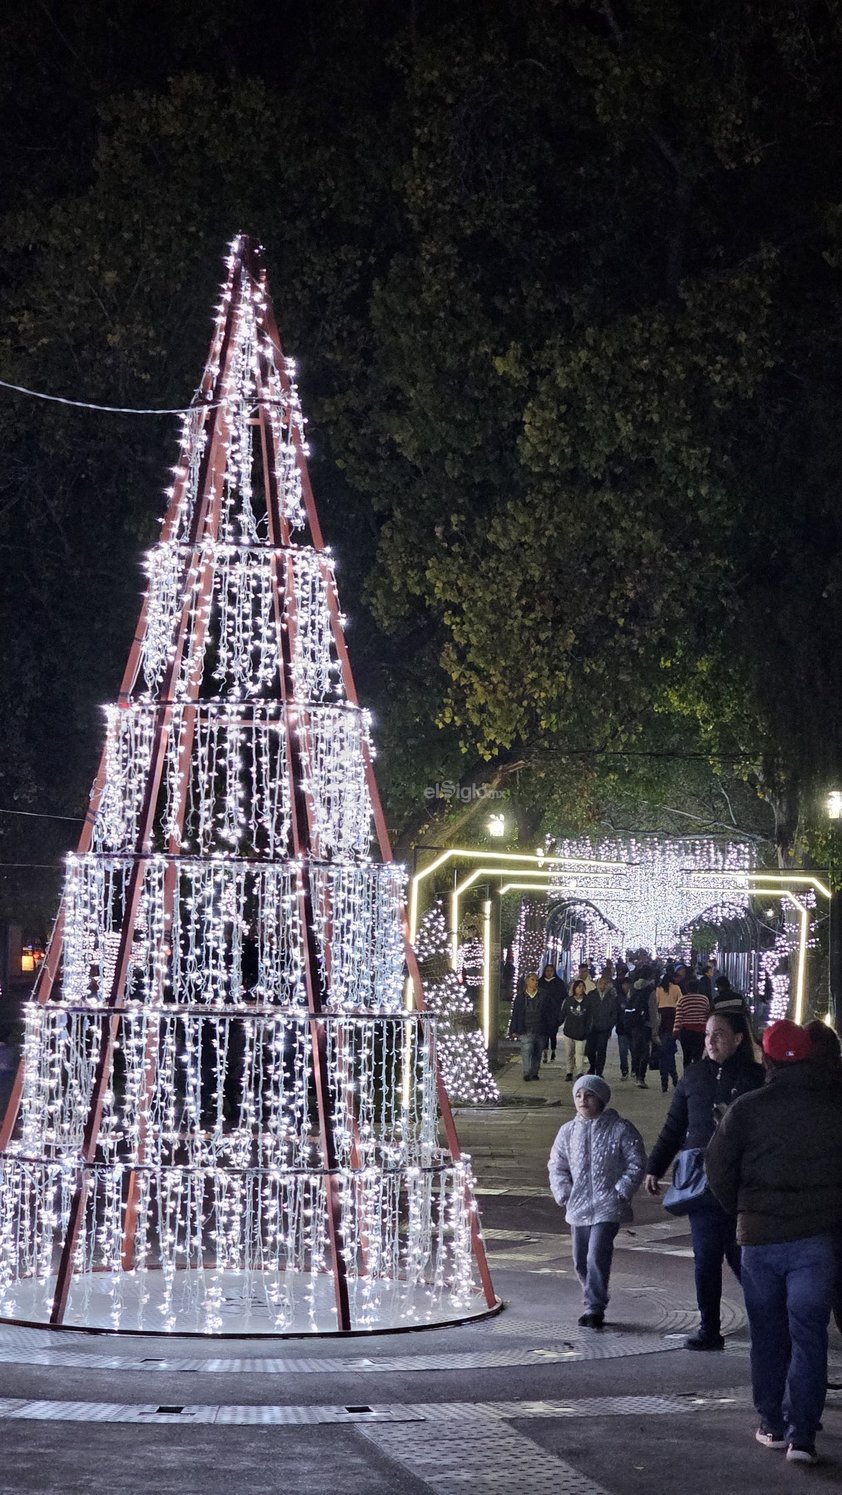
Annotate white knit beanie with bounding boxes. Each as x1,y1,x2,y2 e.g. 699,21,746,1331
572,1074,611,1106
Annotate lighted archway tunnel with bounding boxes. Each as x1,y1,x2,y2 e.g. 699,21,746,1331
409,838,830,1041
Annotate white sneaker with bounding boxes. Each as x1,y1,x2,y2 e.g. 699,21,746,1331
755,1425,786,1449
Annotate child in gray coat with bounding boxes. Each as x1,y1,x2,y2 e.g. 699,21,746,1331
548,1073,645,1327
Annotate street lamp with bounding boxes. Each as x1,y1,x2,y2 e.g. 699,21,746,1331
487,813,506,838
827,791,841,1029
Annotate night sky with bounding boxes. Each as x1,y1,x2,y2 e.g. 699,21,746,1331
3,1,842,928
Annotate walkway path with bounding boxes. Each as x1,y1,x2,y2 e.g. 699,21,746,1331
0,1042,839,1492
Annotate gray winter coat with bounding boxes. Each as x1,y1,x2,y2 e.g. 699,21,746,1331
548,1108,646,1226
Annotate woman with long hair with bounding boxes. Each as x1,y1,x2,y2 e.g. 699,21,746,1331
644,1007,763,1349
561,979,592,1080
654,969,682,1093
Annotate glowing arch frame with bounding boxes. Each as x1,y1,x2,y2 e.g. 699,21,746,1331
409,848,829,1032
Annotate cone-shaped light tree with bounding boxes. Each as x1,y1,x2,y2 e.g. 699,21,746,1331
0,237,496,1335
416,903,499,1105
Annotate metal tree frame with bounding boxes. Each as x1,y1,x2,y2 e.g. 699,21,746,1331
0,237,496,1333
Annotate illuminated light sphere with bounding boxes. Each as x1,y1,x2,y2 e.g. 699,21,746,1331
0,237,494,1337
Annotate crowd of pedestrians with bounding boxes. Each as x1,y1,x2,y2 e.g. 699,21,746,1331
532,953,842,1467
510,952,742,1088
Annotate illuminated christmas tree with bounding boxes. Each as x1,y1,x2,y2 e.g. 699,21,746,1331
456,925,484,992
416,903,498,1105
0,236,495,1335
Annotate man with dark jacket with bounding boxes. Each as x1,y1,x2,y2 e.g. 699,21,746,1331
585,966,618,1078
706,1019,842,1465
510,973,551,1081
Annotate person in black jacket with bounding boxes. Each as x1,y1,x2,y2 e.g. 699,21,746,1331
585,965,618,1078
707,1019,842,1463
624,967,658,1089
538,963,567,1064
614,975,634,1079
644,1008,764,1350
510,973,551,1080
561,979,592,1080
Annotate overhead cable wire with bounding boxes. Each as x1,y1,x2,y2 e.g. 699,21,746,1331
0,375,210,417
0,808,83,823
0,376,292,417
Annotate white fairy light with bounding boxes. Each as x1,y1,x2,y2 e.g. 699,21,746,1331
416,904,498,1105
0,241,486,1335
507,836,806,1013
511,899,550,999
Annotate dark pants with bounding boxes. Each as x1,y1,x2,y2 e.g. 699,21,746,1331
679,1031,705,1067
630,1027,650,1083
742,1233,835,1446
520,1031,543,1079
617,1033,630,1076
585,1030,610,1076
658,1033,678,1091
688,1198,741,1338
542,1025,559,1060
571,1221,620,1314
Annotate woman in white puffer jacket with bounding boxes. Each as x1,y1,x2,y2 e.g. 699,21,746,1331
548,1074,646,1328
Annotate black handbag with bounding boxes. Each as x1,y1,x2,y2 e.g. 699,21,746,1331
662,1147,711,1215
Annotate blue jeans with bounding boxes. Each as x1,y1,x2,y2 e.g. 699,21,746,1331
688,1198,741,1338
520,1032,543,1078
617,1033,630,1076
741,1233,835,1445
571,1222,619,1314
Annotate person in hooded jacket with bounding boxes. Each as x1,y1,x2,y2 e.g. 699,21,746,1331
549,1074,645,1326
644,1008,764,1349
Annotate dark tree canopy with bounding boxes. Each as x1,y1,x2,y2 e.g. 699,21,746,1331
2,0,842,923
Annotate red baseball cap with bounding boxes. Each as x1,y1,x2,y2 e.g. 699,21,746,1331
762,1019,811,1063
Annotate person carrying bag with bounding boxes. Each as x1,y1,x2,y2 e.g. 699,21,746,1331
662,1146,711,1214
643,1007,763,1349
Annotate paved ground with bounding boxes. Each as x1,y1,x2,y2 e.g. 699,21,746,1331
0,1040,840,1493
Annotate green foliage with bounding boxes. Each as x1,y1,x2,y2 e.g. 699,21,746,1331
3,0,842,922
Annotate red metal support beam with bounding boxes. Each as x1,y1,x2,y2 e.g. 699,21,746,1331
49,256,243,1325
0,284,232,1157
256,265,497,1311
248,243,352,1329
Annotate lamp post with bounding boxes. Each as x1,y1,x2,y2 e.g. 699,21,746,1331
826,791,842,1030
